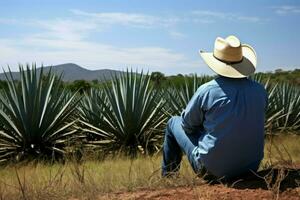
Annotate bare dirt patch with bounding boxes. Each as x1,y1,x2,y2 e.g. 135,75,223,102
97,166,300,200
97,185,300,200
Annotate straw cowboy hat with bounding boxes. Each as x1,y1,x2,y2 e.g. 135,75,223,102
199,35,257,78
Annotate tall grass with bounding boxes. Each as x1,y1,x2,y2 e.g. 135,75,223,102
0,134,299,199
0,156,198,200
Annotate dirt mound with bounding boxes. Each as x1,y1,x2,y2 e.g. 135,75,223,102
98,166,300,200
98,186,300,200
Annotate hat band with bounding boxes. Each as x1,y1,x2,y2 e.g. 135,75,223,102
213,54,244,64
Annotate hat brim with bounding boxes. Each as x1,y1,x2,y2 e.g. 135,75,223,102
199,44,257,78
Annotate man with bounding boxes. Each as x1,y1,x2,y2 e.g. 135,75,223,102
162,35,268,179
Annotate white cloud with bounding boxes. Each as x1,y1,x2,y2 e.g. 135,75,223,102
0,9,264,44
71,9,263,26
192,10,227,19
32,19,97,41
169,31,186,39
70,9,180,28
272,5,300,15
0,37,204,75
191,10,261,23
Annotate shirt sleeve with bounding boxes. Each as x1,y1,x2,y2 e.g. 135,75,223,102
181,88,205,134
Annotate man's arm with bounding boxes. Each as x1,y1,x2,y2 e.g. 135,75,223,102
181,88,205,134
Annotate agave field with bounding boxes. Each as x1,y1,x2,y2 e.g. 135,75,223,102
0,64,299,164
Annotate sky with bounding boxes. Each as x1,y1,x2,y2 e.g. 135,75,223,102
0,0,299,75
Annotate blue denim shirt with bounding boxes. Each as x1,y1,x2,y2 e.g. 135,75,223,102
181,76,268,178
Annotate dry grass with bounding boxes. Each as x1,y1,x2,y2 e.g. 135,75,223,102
0,156,202,200
262,133,300,167
0,134,299,200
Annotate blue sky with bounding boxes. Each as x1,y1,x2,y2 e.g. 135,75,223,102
0,0,299,75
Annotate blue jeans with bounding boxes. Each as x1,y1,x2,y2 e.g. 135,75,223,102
162,116,202,176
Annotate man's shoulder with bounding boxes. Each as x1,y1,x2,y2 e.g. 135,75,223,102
193,80,222,102
197,77,267,96
198,79,219,91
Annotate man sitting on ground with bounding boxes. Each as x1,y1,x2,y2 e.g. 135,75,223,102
162,35,268,179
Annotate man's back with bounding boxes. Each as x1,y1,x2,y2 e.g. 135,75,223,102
187,76,268,178
162,35,267,179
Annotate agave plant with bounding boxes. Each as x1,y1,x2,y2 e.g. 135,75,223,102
78,88,107,145
0,64,79,163
252,74,300,132
79,71,167,157
165,74,211,116
268,83,300,132
251,75,283,131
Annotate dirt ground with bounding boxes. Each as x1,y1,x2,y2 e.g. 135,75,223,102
98,166,300,200
99,186,300,200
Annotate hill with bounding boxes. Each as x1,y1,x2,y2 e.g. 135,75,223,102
0,63,123,82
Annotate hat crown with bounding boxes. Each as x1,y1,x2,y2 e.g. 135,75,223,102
214,35,243,63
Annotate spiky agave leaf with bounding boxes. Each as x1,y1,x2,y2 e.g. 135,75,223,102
251,74,283,131
269,83,300,131
0,64,79,163
80,70,167,157
252,74,300,132
79,89,103,125
78,88,108,143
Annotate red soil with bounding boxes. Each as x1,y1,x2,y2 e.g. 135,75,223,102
99,185,299,200
98,166,300,200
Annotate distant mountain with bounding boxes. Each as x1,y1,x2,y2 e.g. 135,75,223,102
0,63,124,82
